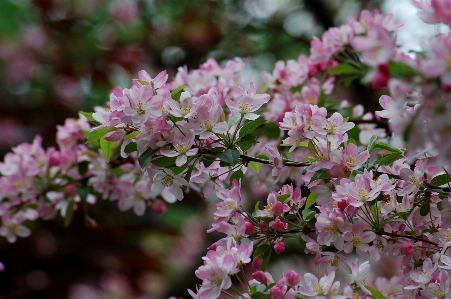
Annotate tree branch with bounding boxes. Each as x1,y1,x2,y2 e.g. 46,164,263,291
375,231,438,247
239,154,310,167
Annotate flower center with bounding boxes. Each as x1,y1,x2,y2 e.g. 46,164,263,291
210,276,222,286
201,119,214,131
358,189,368,201
136,102,146,115
174,143,188,154
352,235,363,247
238,102,250,113
409,176,419,185
324,121,337,135
345,156,356,167
162,175,174,187
313,283,324,295
180,104,192,115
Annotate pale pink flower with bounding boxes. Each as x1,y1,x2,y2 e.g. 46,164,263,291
160,129,198,166
342,220,376,257
226,82,269,120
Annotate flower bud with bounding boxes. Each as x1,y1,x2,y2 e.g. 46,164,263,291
252,270,268,284
274,241,285,254
252,256,263,269
245,220,256,235
272,218,286,231
285,270,300,287
151,200,166,214
269,286,283,299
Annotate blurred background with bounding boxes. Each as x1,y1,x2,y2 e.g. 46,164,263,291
0,0,439,298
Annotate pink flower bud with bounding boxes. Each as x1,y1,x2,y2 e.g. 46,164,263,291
252,257,263,269
274,241,285,254
104,130,126,142
259,223,268,232
245,220,256,235
252,270,268,284
400,241,415,257
269,286,283,299
151,200,166,214
208,243,217,251
273,202,284,216
285,270,300,287
272,218,286,231
337,199,348,211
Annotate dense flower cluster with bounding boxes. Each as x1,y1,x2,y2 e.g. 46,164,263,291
3,2,451,299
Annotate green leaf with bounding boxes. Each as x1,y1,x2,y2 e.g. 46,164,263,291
261,246,272,271
80,111,100,125
327,63,360,75
78,161,90,176
249,161,260,173
367,135,378,153
431,174,451,186
302,209,316,222
298,237,307,249
238,134,258,152
124,142,138,154
239,117,266,138
87,127,109,143
250,292,267,299
151,156,177,168
373,142,402,153
253,244,270,259
420,201,431,216
305,193,317,209
277,194,290,202
171,85,187,101
170,163,188,175
347,138,357,145
100,138,116,163
310,169,330,182
377,152,403,166
138,148,158,169
389,62,417,78
64,200,75,227
124,131,140,139
212,149,240,166
230,170,244,185
366,286,388,299
263,122,281,139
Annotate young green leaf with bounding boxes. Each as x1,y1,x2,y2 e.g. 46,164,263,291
138,148,158,169
366,286,388,299
377,152,403,166
124,142,138,154
171,85,187,101
87,127,109,143
430,174,451,186
367,135,378,153
249,161,260,173
100,138,116,163
327,63,360,75
239,117,266,138
305,193,317,209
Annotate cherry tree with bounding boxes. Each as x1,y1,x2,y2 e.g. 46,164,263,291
3,1,451,298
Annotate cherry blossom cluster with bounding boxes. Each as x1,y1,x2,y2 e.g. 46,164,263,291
3,2,451,299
